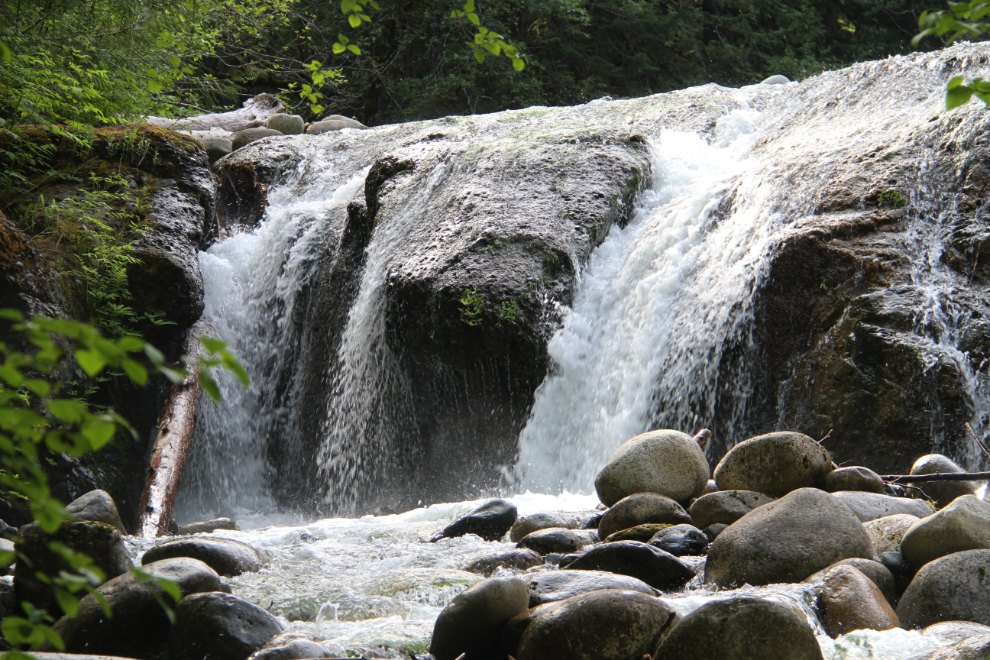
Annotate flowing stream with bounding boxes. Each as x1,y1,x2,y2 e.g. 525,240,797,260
167,46,990,659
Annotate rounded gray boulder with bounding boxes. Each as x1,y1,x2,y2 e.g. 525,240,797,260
231,127,282,151
429,576,530,660
864,514,920,555
265,114,305,135
804,557,897,606
141,536,264,576
510,512,581,542
517,527,593,555
465,548,543,576
178,517,239,535
598,492,691,539
527,569,657,606
900,495,990,568
595,430,710,507
653,597,823,660
306,118,367,134
439,498,517,541
567,540,695,591
910,454,981,509
823,466,886,494
896,549,990,628
66,489,125,532
704,488,874,588
713,431,833,497
517,589,680,660
170,592,284,660
689,490,774,529
199,136,232,164
832,490,933,522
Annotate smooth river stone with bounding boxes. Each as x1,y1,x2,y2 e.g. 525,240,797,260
713,431,833,497
595,429,710,506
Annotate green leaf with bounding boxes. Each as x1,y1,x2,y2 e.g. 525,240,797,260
23,379,51,397
0,364,23,387
121,359,148,386
947,83,976,110
118,336,144,352
199,372,221,402
149,79,164,93
0,310,24,322
512,57,525,71
360,13,371,22
82,420,116,450
474,49,485,64
160,366,187,384
221,353,250,387
312,72,325,84
168,55,181,69
45,399,87,424
0,41,11,64
75,349,106,377
144,344,165,365
468,12,480,25
55,590,79,618
464,0,475,11
333,42,346,54
347,44,361,55
341,0,358,12
349,14,362,27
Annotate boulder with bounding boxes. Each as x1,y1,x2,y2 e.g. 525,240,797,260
265,114,305,135
429,576,530,660
688,490,774,529
567,541,695,591
438,499,517,541
900,495,990,568
910,454,980,509
141,537,264,576
704,488,874,588
597,493,691,539
879,551,916,598
805,558,897,606
15,520,132,615
509,512,582,542
320,114,367,127
66,489,126,532
594,430,710,507
822,466,886,494
231,127,282,151
306,118,367,134
516,589,680,660
46,558,222,659
832,491,933,522
896,549,990,628
177,518,240,535
250,631,345,659
169,592,284,660
501,602,563,656
864,514,920,555
712,432,833,497
527,570,657,606
603,523,670,543
652,597,824,660
819,565,899,637
199,136,232,165
517,528,593,555
464,548,543,576
649,524,709,557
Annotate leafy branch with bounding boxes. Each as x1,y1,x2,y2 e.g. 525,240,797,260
915,1,990,109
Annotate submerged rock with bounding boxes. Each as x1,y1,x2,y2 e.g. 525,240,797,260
567,541,695,590
653,597,824,660
141,537,264,576
516,589,679,660
603,523,670,543
430,576,529,660
509,512,582,542
597,492,691,539
594,430,710,506
713,432,833,497
705,487,874,588
437,499,517,541
464,548,543,576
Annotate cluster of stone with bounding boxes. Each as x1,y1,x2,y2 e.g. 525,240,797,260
430,430,990,660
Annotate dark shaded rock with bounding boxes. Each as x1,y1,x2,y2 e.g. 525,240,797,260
595,430,710,506
689,490,774,529
231,127,283,151
896,549,990,628
199,136,231,164
141,537,264,576
527,570,657,606
832,490,933,522
713,432,833,497
0,520,16,539
501,601,563,656
649,524,709,557
705,488,874,588
910,454,982,509
438,499,517,541
702,523,728,542
652,597,824,660
177,517,240,535
823,466,886,494
879,551,916,598
901,495,990,568
15,520,132,615
517,527,592,555
805,557,897,606
517,589,680,660
464,548,543,576
66,489,125,532
169,592,284,660
430,576,529,660
509,512,582,542
597,493,691,540
46,557,222,659
603,523,670,543
567,541,695,590
0,576,13,620
819,565,899,637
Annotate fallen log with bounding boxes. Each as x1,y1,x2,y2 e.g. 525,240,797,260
881,471,990,483
143,93,285,137
134,321,215,537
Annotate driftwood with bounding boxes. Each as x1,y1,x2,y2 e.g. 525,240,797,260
881,471,990,484
134,321,215,537
144,94,285,137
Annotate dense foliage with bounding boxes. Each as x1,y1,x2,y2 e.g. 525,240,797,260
1,0,944,128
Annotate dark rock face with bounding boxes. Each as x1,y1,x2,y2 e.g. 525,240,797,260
169,592,284,660
141,537,265,576
437,499,517,541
